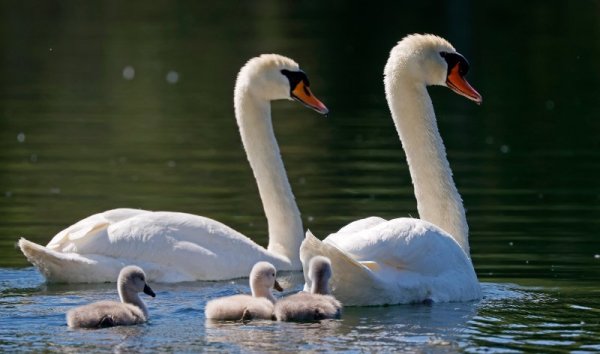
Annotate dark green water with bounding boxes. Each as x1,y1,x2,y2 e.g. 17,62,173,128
1,1,599,352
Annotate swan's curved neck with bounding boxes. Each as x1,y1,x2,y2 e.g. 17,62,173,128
384,75,470,255
234,87,303,267
119,287,148,317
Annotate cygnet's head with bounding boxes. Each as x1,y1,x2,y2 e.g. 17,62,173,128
249,261,283,294
235,54,329,114
308,256,333,295
385,34,482,104
118,265,155,298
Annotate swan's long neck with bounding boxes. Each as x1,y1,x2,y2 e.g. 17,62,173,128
234,87,303,267
119,287,148,318
384,74,470,255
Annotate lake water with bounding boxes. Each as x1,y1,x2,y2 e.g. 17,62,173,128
1,1,599,352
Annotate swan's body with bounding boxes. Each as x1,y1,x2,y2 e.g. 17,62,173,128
205,262,282,321
66,265,156,328
300,34,483,306
18,54,328,283
274,256,341,321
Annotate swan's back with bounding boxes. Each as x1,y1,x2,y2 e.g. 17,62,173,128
274,292,341,321
205,295,274,321
21,208,288,283
66,300,146,328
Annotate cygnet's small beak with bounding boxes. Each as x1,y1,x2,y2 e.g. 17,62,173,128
273,279,284,292
291,81,329,115
446,64,482,104
143,284,156,297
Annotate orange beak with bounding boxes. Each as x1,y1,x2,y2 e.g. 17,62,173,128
446,64,482,104
292,81,329,115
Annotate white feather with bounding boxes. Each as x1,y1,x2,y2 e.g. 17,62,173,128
300,34,482,306
19,54,327,283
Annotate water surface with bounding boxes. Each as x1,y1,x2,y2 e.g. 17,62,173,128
1,0,599,352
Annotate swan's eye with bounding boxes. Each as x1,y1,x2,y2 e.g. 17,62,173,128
439,52,470,77
281,69,310,94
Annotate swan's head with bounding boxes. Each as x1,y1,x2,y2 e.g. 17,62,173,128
118,265,156,298
308,256,333,295
385,34,482,104
236,54,329,114
250,261,284,293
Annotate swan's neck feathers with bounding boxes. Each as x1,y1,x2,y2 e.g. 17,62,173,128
234,87,303,267
384,77,470,255
119,287,148,317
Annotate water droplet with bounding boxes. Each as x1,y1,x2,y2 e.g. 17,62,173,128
594,254,600,259
167,160,176,168
49,187,61,194
307,216,315,222
508,242,514,246
500,145,510,154
166,70,179,84
525,260,529,264
123,66,135,80
17,132,26,143
5,191,12,198
49,47,53,52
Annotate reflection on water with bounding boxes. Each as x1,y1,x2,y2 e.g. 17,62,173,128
1,0,600,352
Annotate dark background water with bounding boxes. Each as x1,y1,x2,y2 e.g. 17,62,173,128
1,0,599,352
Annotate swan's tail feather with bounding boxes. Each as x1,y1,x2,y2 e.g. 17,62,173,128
18,238,120,283
300,231,385,305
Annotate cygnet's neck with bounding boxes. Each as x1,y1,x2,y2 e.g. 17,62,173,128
119,285,148,317
311,277,330,295
384,71,470,255
234,86,303,268
251,281,276,303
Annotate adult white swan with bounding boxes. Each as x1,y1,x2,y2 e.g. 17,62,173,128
300,34,483,305
19,54,328,283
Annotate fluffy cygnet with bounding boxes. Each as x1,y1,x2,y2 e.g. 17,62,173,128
205,261,283,321
274,256,342,321
66,265,156,328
